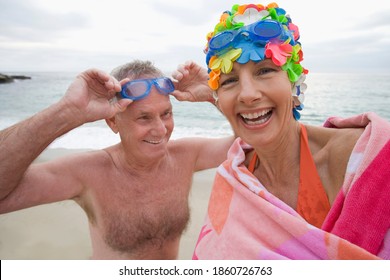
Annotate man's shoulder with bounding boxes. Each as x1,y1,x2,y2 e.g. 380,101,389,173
46,148,113,169
168,136,232,148
167,137,213,154
167,138,208,161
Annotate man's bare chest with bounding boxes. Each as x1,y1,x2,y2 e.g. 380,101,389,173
86,174,192,254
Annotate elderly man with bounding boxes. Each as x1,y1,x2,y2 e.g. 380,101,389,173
0,60,233,259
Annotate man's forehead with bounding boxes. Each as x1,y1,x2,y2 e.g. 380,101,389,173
127,74,158,80
130,94,172,112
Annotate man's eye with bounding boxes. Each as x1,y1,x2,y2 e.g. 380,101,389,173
162,111,172,118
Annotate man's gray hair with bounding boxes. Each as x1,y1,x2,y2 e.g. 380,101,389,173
110,60,164,81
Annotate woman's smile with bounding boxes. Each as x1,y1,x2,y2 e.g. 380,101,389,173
239,108,273,126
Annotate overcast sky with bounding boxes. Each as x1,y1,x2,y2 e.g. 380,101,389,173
1,0,390,74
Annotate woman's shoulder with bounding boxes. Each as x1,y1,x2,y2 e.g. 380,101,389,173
305,124,363,172
305,124,363,152
304,124,364,202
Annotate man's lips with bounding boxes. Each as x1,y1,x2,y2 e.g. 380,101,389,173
143,139,163,144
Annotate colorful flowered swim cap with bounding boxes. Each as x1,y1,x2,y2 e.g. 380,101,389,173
205,3,308,120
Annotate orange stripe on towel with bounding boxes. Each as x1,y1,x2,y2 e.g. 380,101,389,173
208,173,234,234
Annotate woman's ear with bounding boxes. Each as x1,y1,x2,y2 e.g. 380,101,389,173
105,115,119,134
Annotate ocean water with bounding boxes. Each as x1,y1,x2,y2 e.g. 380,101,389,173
0,72,389,149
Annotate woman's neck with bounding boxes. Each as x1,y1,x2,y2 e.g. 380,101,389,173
251,122,302,208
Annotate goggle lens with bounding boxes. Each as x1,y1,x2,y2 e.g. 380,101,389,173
208,20,283,53
120,77,174,101
155,77,175,93
209,31,235,51
124,81,148,99
252,20,282,40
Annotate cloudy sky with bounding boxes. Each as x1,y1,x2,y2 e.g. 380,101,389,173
1,0,390,74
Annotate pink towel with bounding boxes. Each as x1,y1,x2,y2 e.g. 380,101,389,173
193,113,390,259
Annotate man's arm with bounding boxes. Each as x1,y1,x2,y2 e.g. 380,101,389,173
194,136,235,171
0,69,131,201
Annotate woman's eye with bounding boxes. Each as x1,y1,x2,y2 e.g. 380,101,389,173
257,68,273,75
220,77,238,87
257,67,277,76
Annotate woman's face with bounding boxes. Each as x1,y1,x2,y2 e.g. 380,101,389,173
216,59,295,147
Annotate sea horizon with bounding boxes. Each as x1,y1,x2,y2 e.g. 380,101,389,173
1,71,389,150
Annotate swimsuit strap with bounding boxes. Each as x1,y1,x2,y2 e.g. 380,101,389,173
297,124,330,227
248,151,258,173
247,124,330,227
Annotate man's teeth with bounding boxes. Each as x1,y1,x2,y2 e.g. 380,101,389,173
145,140,162,144
240,109,272,125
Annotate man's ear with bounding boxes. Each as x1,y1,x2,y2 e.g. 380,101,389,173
105,115,119,134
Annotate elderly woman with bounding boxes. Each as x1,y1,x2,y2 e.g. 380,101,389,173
174,3,390,259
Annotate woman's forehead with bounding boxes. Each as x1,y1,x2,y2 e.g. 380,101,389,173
227,59,275,72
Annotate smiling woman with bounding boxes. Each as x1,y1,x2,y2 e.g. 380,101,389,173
190,2,390,260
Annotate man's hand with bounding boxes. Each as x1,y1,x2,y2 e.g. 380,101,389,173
61,69,132,124
171,61,213,103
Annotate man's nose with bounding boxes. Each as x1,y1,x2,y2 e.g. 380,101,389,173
151,118,167,136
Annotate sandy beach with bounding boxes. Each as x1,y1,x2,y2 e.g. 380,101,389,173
0,148,215,260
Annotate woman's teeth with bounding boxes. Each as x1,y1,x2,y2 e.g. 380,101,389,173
240,109,272,125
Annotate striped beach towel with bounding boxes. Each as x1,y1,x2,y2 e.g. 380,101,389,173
193,113,390,259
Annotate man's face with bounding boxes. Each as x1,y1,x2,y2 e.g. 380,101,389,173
114,87,174,159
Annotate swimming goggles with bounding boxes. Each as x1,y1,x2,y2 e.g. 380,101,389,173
119,77,175,101
208,19,285,54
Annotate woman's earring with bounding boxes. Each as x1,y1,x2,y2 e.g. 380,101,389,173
212,91,218,104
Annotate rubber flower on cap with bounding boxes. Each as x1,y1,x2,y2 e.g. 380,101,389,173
208,69,221,90
209,48,242,74
235,39,266,64
264,40,292,66
281,44,306,83
213,12,235,34
291,73,307,120
288,22,300,42
283,60,304,83
232,5,269,25
292,73,307,106
268,6,288,24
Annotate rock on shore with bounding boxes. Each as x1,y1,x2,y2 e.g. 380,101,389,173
0,73,31,84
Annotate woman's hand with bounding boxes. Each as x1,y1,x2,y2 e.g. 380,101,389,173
171,61,213,103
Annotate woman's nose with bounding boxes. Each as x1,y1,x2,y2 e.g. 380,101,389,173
238,78,263,104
